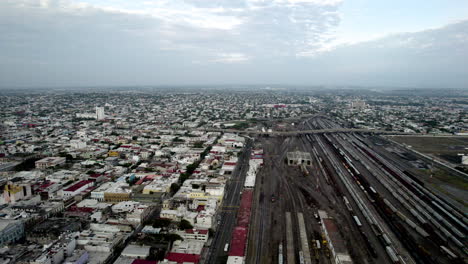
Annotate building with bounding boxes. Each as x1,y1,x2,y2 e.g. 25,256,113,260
350,100,367,110
3,180,32,203
121,244,151,258
62,180,94,198
91,182,131,203
461,154,468,165
178,229,209,242
286,151,311,166
318,210,353,264
165,252,200,264
96,107,105,120
77,224,127,254
70,140,86,149
90,182,115,201
35,157,66,169
0,219,24,247
63,250,89,264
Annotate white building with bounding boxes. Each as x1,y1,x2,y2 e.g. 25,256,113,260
61,180,94,198
35,157,66,169
96,107,105,120
195,212,213,229
178,229,209,242
70,140,86,149
90,182,116,201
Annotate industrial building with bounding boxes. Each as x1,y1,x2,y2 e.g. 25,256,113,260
286,151,312,166
318,210,353,264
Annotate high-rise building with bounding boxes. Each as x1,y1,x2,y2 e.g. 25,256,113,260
96,106,105,120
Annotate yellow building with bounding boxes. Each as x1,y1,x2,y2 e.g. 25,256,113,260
108,150,120,157
104,192,130,203
189,191,208,199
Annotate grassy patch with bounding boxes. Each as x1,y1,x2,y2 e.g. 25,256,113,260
418,168,468,189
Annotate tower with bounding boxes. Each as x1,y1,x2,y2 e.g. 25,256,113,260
96,106,105,120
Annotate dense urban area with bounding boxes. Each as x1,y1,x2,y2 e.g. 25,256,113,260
0,87,467,264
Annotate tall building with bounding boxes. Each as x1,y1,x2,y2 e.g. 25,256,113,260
351,100,367,110
96,106,105,120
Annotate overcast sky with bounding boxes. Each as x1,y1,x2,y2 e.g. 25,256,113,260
1,0,468,88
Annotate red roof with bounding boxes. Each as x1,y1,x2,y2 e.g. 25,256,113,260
165,253,200,264
228,226,248,256
37,181,55,191
63,180,93,192
237,190,253,228
132,260,157,264
185,229,208,235
196,205,205,212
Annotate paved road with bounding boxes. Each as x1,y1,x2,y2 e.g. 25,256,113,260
205,138,252,264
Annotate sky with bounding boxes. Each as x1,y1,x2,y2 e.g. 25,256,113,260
1,0,468,88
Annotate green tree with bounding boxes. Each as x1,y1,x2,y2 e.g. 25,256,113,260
179,219,193,230
152,218,172,228
170,183,180,194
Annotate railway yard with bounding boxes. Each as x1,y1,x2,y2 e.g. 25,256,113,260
244,116,467,264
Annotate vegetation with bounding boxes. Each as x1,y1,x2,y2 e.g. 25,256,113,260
193,141,205,148
170,183,180,194
179,219,193,230
151,218,172,228
13,157,41,171
232,122,249,130
172,137,185,143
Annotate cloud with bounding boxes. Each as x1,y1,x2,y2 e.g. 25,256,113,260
0,0,467,88
212,53,251,63
0,0,342,67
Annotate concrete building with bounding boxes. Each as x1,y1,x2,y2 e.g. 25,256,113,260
286,151,312,166
61,180,94,198
63,250,89,264
462,154,468,165
2,181,32,203
96,107,105,120
70,140,86,149
178,229,209,242
121,244,151,258
0,219,24,247
35,157,66,169
318,210,353,264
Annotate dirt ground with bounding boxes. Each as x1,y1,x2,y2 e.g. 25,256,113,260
391,136,468,165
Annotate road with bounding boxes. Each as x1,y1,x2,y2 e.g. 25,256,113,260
205,138,252,264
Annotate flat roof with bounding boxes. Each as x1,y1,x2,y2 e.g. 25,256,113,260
237,190,253,227
228,226,247,257
63,180,93,192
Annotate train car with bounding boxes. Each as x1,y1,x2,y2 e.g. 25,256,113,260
440,245,459,260
343,196,353,211
299,251,305,264
353,215,363,227
385,246,400,263
278,244,284,264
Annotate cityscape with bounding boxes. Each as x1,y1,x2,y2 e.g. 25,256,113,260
1,0,468,264
0,87,466,264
